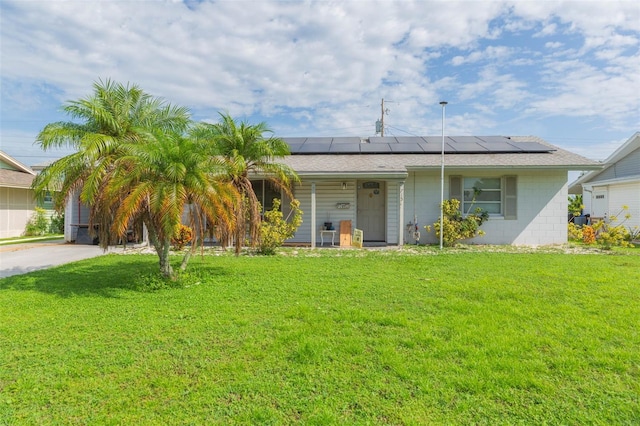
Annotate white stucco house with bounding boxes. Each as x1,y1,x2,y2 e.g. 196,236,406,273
0,151,37,238
63,135,600,247
279,135,599,246
569,132,640,231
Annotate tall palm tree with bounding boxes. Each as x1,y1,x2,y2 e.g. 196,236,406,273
32,79,194,276
193,113,298,255
109,129,237,277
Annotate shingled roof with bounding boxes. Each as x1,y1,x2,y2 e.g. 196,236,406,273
281,136,600,176
0,151,36,189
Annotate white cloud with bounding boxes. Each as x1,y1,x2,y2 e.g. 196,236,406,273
0,0,638,164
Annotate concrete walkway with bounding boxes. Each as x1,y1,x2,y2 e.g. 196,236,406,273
0,240,108,279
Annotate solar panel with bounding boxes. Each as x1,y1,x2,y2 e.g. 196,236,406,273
390,143,424,153
330,143,361,153
282,136,554,154
360,143,391,153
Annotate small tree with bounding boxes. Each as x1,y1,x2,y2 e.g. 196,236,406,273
425,199,488,247
568,194,584,221
257,199,303,255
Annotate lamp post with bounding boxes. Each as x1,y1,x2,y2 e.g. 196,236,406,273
439,101,448,250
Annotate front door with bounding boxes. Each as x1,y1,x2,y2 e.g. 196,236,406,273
357,181,385,241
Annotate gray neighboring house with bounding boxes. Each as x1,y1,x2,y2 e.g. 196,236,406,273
280,135,600,246
569,132,640,230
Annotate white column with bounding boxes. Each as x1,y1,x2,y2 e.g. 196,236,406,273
398,181,405,245
311,181,316,248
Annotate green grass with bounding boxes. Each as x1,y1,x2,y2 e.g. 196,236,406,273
0,234,64,245
1,249,639,424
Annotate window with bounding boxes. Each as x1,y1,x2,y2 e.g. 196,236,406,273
463,177,501,214
252,180,282,212
450,176,517,219
43,191,53,205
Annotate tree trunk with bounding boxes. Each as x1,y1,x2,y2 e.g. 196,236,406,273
158,240,174,279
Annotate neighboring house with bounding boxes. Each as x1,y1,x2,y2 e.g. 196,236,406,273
280,135,600,246
569,132,640,231
0,151,37,238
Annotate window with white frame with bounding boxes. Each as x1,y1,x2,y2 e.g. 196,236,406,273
450,176,517,219
463,177,502,214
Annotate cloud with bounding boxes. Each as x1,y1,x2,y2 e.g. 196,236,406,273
0,0,638,165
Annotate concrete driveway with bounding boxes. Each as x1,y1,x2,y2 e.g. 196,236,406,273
0,240,109,278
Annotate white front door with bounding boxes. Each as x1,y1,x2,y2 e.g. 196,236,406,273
592,189,608,219
357,181,386,241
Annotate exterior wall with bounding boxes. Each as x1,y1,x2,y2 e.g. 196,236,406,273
0,187,37,238
592,147,640,181
405,169,569,245
288,180,358,244
288,178,402,245
591,181,640,230
64,192,91,242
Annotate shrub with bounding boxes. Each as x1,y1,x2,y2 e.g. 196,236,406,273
568,222,583,241
582,225,596,244
592,221,631,249
49,212,64,234
425,199,489,247
171,224,193,250
258,199,303,255
24,207,50,236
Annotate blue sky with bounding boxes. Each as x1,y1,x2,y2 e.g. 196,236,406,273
1,0,638,172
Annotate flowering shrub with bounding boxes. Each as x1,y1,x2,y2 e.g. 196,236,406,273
171,224,193,250
592,221,631,249
258,199,303,255
425,199,489,247
570,206,634,249
568,222,583,241
582,225,595,244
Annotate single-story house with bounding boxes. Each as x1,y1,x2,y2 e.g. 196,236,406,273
63,135,600,246
278,135,600,246
0,151,38,238
569,132,640,230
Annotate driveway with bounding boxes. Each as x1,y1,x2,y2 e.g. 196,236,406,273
0,240,108,278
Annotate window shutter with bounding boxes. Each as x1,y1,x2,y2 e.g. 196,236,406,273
449,176,462,200
449,176,462,212
504,176,517,220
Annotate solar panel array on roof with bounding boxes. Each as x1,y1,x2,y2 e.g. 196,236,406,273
283,136,555,155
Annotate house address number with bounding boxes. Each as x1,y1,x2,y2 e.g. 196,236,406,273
336,203,351,209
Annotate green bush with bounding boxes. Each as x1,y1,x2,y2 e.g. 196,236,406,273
425,199,489,247
49,212,65,234
24,207,50,236
258,199,303,255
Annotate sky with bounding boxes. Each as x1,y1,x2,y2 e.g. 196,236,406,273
1,0,639,173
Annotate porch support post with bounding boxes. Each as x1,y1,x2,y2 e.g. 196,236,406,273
311,181,317,248
398,181,405,245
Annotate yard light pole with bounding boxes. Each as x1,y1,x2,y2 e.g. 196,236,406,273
439,101,448,250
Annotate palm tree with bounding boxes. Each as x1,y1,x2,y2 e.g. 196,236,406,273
32,79,195,276
109,129,237,277
193,113,298,255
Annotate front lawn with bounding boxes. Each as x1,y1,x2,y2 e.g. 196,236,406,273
1,249,639,424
